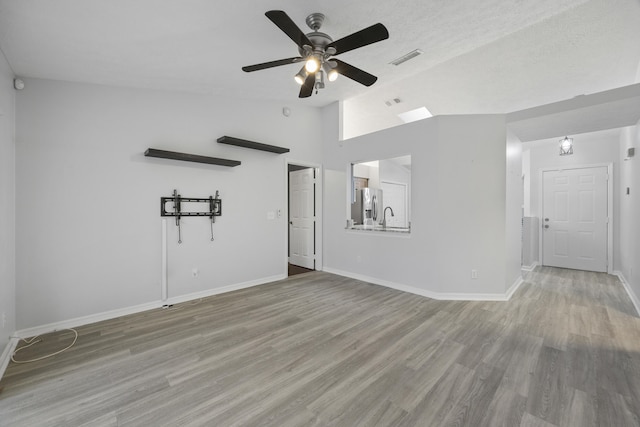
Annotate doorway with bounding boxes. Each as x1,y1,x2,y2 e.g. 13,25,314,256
540,165,611,273
287,161,322,276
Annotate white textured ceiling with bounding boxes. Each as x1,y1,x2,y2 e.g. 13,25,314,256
0,0,639,123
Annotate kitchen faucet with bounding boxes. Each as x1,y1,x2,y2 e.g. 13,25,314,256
382,206,394,228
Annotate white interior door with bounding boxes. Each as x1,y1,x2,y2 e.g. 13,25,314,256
289,168,315,269
380,181,408,227
542,167,608,272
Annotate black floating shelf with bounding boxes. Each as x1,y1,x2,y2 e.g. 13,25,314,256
217,135,290,154
144,148,240,167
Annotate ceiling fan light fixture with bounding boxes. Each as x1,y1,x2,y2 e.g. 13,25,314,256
305,57,320,73
322,62,338,81
294,67,308,85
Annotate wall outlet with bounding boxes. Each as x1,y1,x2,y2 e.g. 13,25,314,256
471,270,478,279
192,268,199,278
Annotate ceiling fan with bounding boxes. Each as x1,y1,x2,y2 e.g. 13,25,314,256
242,10,389,98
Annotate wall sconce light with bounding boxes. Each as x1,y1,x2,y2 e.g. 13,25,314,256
559,136,573,156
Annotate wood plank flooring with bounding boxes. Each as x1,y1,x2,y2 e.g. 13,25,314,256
1,267,640,426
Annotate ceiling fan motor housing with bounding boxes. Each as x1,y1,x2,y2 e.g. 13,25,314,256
299,31,333,56
299,13,333,57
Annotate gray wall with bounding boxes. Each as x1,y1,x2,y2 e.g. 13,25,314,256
14,78,323,329
323,110,520,297
505,130,523,290
0,51,16,347
618,123,640,305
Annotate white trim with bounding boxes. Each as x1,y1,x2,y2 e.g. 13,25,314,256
521,262,539,272
323,267,523,302
538,163,613,273
0,337,20,381
285,159,323,272
614,271,640,317
505,276,524,299
161,218,168,302
13,274,286,340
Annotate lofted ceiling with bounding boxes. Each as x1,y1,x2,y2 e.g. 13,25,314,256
0,0,639,130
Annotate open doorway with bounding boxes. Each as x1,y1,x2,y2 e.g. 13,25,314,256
286,161,322,276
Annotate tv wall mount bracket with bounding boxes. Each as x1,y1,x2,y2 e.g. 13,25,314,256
161,189,221,243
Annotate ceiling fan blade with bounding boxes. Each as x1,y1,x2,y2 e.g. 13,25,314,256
265,10,313,50
333,60,377,86
242,57,303,72
327,23,389,56
299,73,316,98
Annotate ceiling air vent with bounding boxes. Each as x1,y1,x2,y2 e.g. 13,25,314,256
385,98,402,107
389,49,423,66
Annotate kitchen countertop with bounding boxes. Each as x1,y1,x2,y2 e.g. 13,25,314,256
346,225,411,234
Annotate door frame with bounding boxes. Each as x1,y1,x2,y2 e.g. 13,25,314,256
537,163,613,274
285,158,323,272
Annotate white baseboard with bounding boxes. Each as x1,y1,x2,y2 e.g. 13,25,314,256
614,270,640,317
505,276,524,300
13,274,287,340
521,262,538,272
14,301,162,339
0,337,19,381
323,267,521,301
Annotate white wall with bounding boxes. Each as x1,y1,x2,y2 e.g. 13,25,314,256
0,55,16,346
505,130,523,288
15,78,323,330
618,123,640,304
323,112,518,297
522,149,531,216
522,129,621,267
342,96,405,140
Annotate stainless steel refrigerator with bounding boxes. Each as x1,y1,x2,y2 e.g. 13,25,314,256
351,188,383,226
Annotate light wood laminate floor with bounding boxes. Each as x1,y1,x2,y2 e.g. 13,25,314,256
1,267,640,426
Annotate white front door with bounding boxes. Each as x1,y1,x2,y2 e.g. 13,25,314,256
289,168,315,269
542,166,608,272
